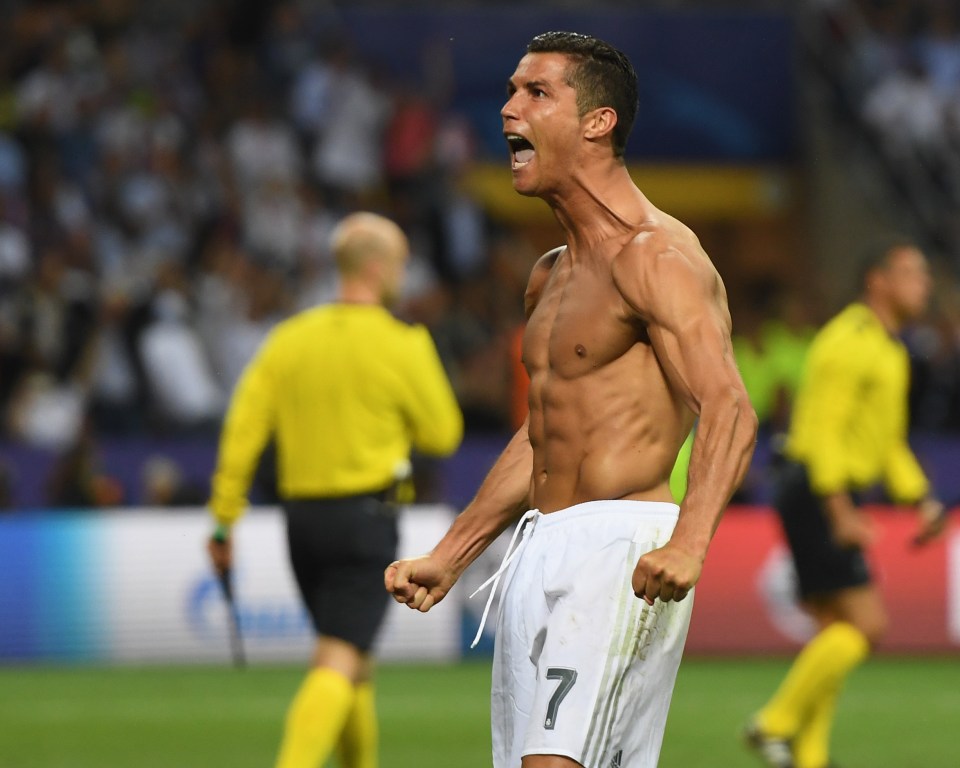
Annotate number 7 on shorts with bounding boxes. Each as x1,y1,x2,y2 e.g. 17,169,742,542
544,667,578,730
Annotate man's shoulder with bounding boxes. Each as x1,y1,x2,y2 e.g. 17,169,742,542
822,303,881,339
524,246,566,317
609,221,723,323
270,304,372,344
274,305,331,334
627,215,701,255
362,309,431,347
814,303,897,361
612,221,711,283
533,245,566,271
274,305,429,353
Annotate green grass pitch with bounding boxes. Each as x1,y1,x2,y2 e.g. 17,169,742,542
0,656,957,767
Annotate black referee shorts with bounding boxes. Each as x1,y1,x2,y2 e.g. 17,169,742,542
773,460,871,600
283,494,399,653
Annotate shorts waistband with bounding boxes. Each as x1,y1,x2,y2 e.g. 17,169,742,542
533,499,679,529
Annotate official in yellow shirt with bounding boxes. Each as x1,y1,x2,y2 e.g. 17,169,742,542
207,212,463,768
745,240,946,768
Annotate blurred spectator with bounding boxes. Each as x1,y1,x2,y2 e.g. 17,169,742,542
825,1,960,258
309,47,391,208
209,258,291,394
6,368,88,451
15,34,80,138
141,454,206,507
87,286,148,435
240,178,303,270
732,279,813,434
845,0,911,95
0,205,29,280
137,261,224,432
289,46,335,142
915,3,960,99
3,242,100,449
226,90,302,189
46,420,124,508
21,246,98,380
0,132,27,191
292,180,340,309
905,273,960,432
384,83,439,227
861,56,947,164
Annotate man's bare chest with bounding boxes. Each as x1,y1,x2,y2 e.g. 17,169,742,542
524,265,648,378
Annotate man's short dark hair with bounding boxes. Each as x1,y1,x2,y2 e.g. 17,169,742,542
527,31,639,158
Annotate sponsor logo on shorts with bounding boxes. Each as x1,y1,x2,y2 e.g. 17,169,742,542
609,748,623,767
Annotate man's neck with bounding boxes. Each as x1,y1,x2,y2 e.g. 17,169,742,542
338,280,381,306
546,163,650,250
864,298,901,335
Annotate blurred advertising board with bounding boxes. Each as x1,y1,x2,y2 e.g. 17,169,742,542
0,506,461,664
3,506,956,663
688,506,960,654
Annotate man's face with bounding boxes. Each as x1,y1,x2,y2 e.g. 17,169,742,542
501,52,582,196
883,246,932,323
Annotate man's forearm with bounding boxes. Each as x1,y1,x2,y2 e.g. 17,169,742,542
671,391,758,559
821,490,878,549
430,423,533,578
822,491,857,525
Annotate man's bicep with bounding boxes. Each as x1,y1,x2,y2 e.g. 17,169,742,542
653,308,742,413
227,347,277,425
614,245,741,408
647,275,739,411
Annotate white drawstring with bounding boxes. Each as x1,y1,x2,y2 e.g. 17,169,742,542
468,509,540,648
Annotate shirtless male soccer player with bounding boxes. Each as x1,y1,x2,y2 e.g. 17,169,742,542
385,31,758,768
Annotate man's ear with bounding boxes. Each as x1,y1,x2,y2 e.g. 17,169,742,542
583,106,618,142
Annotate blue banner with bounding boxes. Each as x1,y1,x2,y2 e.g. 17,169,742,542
333,8,796,161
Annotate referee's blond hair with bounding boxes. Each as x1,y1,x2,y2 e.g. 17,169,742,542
331,212,408,276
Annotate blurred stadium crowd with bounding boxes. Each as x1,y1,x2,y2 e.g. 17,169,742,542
824,0,960,253
812,0,960,432
0,2,531,460
3,0,960,508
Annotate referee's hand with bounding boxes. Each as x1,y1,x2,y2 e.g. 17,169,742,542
913,498,947,547
207,533,233,577
824,493,875,549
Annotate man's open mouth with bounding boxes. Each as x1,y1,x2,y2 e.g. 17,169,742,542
506,134,535,168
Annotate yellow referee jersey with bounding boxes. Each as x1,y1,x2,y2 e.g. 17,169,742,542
209,304,464,524
785,302,927,503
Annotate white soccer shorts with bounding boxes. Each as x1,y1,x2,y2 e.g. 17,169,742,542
490,500,694,768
